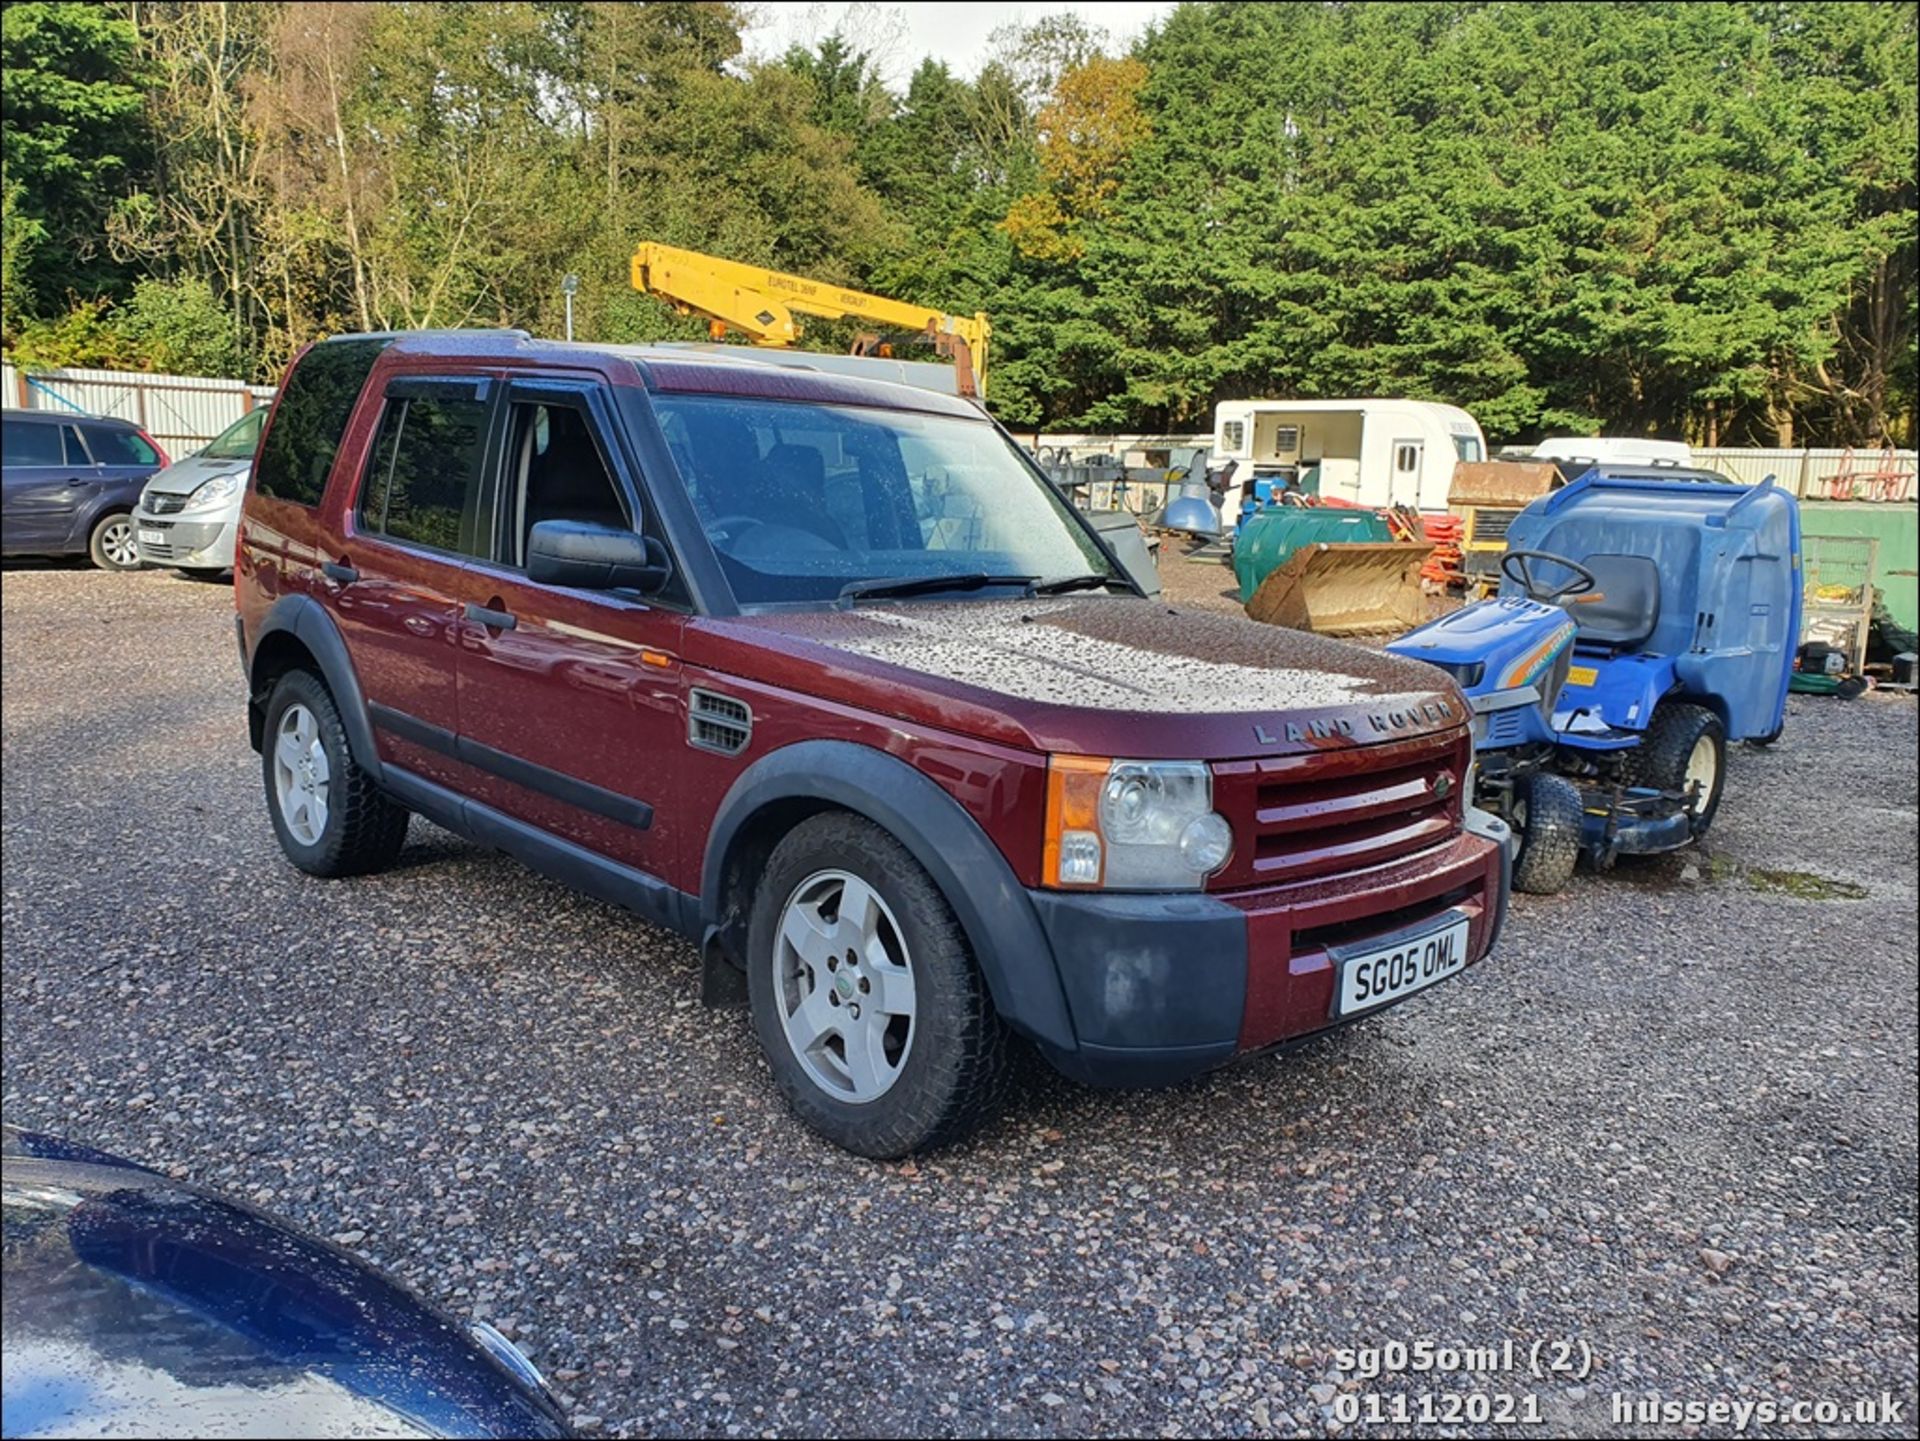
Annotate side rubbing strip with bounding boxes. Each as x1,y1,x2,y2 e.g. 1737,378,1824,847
369,702,653,831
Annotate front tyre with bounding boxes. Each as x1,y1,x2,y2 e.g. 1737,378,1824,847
88,513,141,571
747,812,1012,1158
262,669,409,877
1510,771,1583,894
1629,701,1727,836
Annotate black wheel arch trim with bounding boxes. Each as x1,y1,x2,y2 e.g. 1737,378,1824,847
701,739,1079,1051
246,594,383,781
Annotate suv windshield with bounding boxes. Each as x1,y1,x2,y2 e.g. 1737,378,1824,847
654,395,1122,606
200,409,266,460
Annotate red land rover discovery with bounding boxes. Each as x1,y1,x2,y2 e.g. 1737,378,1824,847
234,331,1513,1156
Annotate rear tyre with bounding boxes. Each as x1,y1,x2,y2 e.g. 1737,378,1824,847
1628,701,1727,835
747,812,1013,1158
1510,772,1583,895
87,513,141,571
262,669,409,877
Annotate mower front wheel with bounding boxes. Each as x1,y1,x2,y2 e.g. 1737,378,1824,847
1630,702,1727,834
1511,771,1583,894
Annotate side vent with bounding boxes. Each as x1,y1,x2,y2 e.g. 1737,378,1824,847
689,688,752,756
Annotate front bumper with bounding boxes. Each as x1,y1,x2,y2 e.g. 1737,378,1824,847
132,508,237,569
1028,813,1512,1088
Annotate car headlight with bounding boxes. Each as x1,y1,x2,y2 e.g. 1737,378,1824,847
1043,757,1233,890
181,471,245,512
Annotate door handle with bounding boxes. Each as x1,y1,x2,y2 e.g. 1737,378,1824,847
322,561,359,585
465,601,517,631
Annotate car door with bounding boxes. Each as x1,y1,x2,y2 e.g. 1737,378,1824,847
330,375,499,793
2,418,94,551
77,422,161,491
454,376,686,879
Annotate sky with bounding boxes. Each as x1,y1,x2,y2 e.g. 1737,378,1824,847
739,1,1180,89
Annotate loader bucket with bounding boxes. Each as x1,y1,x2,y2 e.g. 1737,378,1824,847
1243,541,1436,636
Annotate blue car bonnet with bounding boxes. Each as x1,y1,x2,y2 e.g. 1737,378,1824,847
0,1130,570,1439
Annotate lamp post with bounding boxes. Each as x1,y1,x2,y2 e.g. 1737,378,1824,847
562,274,579,341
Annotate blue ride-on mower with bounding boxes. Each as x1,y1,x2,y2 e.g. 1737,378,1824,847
1386,473,1802,893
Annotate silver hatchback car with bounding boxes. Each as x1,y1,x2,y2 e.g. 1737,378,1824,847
132,409,265,572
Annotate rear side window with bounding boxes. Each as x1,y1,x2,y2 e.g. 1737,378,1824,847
2,420,62,465
359,394,489,554
81,425,158,465
255,338,391,506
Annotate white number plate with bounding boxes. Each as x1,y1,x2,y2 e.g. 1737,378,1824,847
1331,912,1471,1018
138,529,166,545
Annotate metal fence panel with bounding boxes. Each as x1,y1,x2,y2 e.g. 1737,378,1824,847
3,363,276,455
1032,433,1916,503
1692,447,1916,501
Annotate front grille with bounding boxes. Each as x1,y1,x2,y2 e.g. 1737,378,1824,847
1210,729,1468,889
1291,882,1479,955
145,492,190,515
688,688,752,756
1471,507,1519,542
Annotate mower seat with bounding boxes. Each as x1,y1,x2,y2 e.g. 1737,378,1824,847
1572,553,1661,650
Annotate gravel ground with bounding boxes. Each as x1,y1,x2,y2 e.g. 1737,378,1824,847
4,562,1916,1439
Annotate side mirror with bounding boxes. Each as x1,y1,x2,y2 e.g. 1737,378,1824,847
527,519,673,594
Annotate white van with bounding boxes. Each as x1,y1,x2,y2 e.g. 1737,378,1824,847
1210,398,1487,521
1528,436,1693,469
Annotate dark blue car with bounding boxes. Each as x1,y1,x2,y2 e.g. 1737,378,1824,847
0,1128,571,1438
1,410,169,571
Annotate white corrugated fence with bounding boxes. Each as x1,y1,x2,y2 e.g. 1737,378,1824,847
1032,432,1916,503
1691,446,1916,501
4,365,1912,502
3,362,276,457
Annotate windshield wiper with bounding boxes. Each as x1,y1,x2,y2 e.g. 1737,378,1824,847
837,573,1037,605
1030,572,1124,596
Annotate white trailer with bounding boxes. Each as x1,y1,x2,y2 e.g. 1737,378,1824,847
1210,397,1487,521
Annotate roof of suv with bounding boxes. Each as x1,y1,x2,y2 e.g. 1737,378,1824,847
364,330,981,420
1570,462,1733,485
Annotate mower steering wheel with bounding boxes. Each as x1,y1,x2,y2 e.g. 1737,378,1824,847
1501,548,1599,604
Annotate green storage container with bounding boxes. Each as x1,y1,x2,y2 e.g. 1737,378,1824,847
1798,501,1918,631
1233,508,1393,602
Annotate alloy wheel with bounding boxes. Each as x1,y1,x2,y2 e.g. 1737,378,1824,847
100,520,139,568
773,869,917,1103
272,703,331,846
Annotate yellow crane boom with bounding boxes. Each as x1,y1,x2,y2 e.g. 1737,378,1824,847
631,242,991,399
